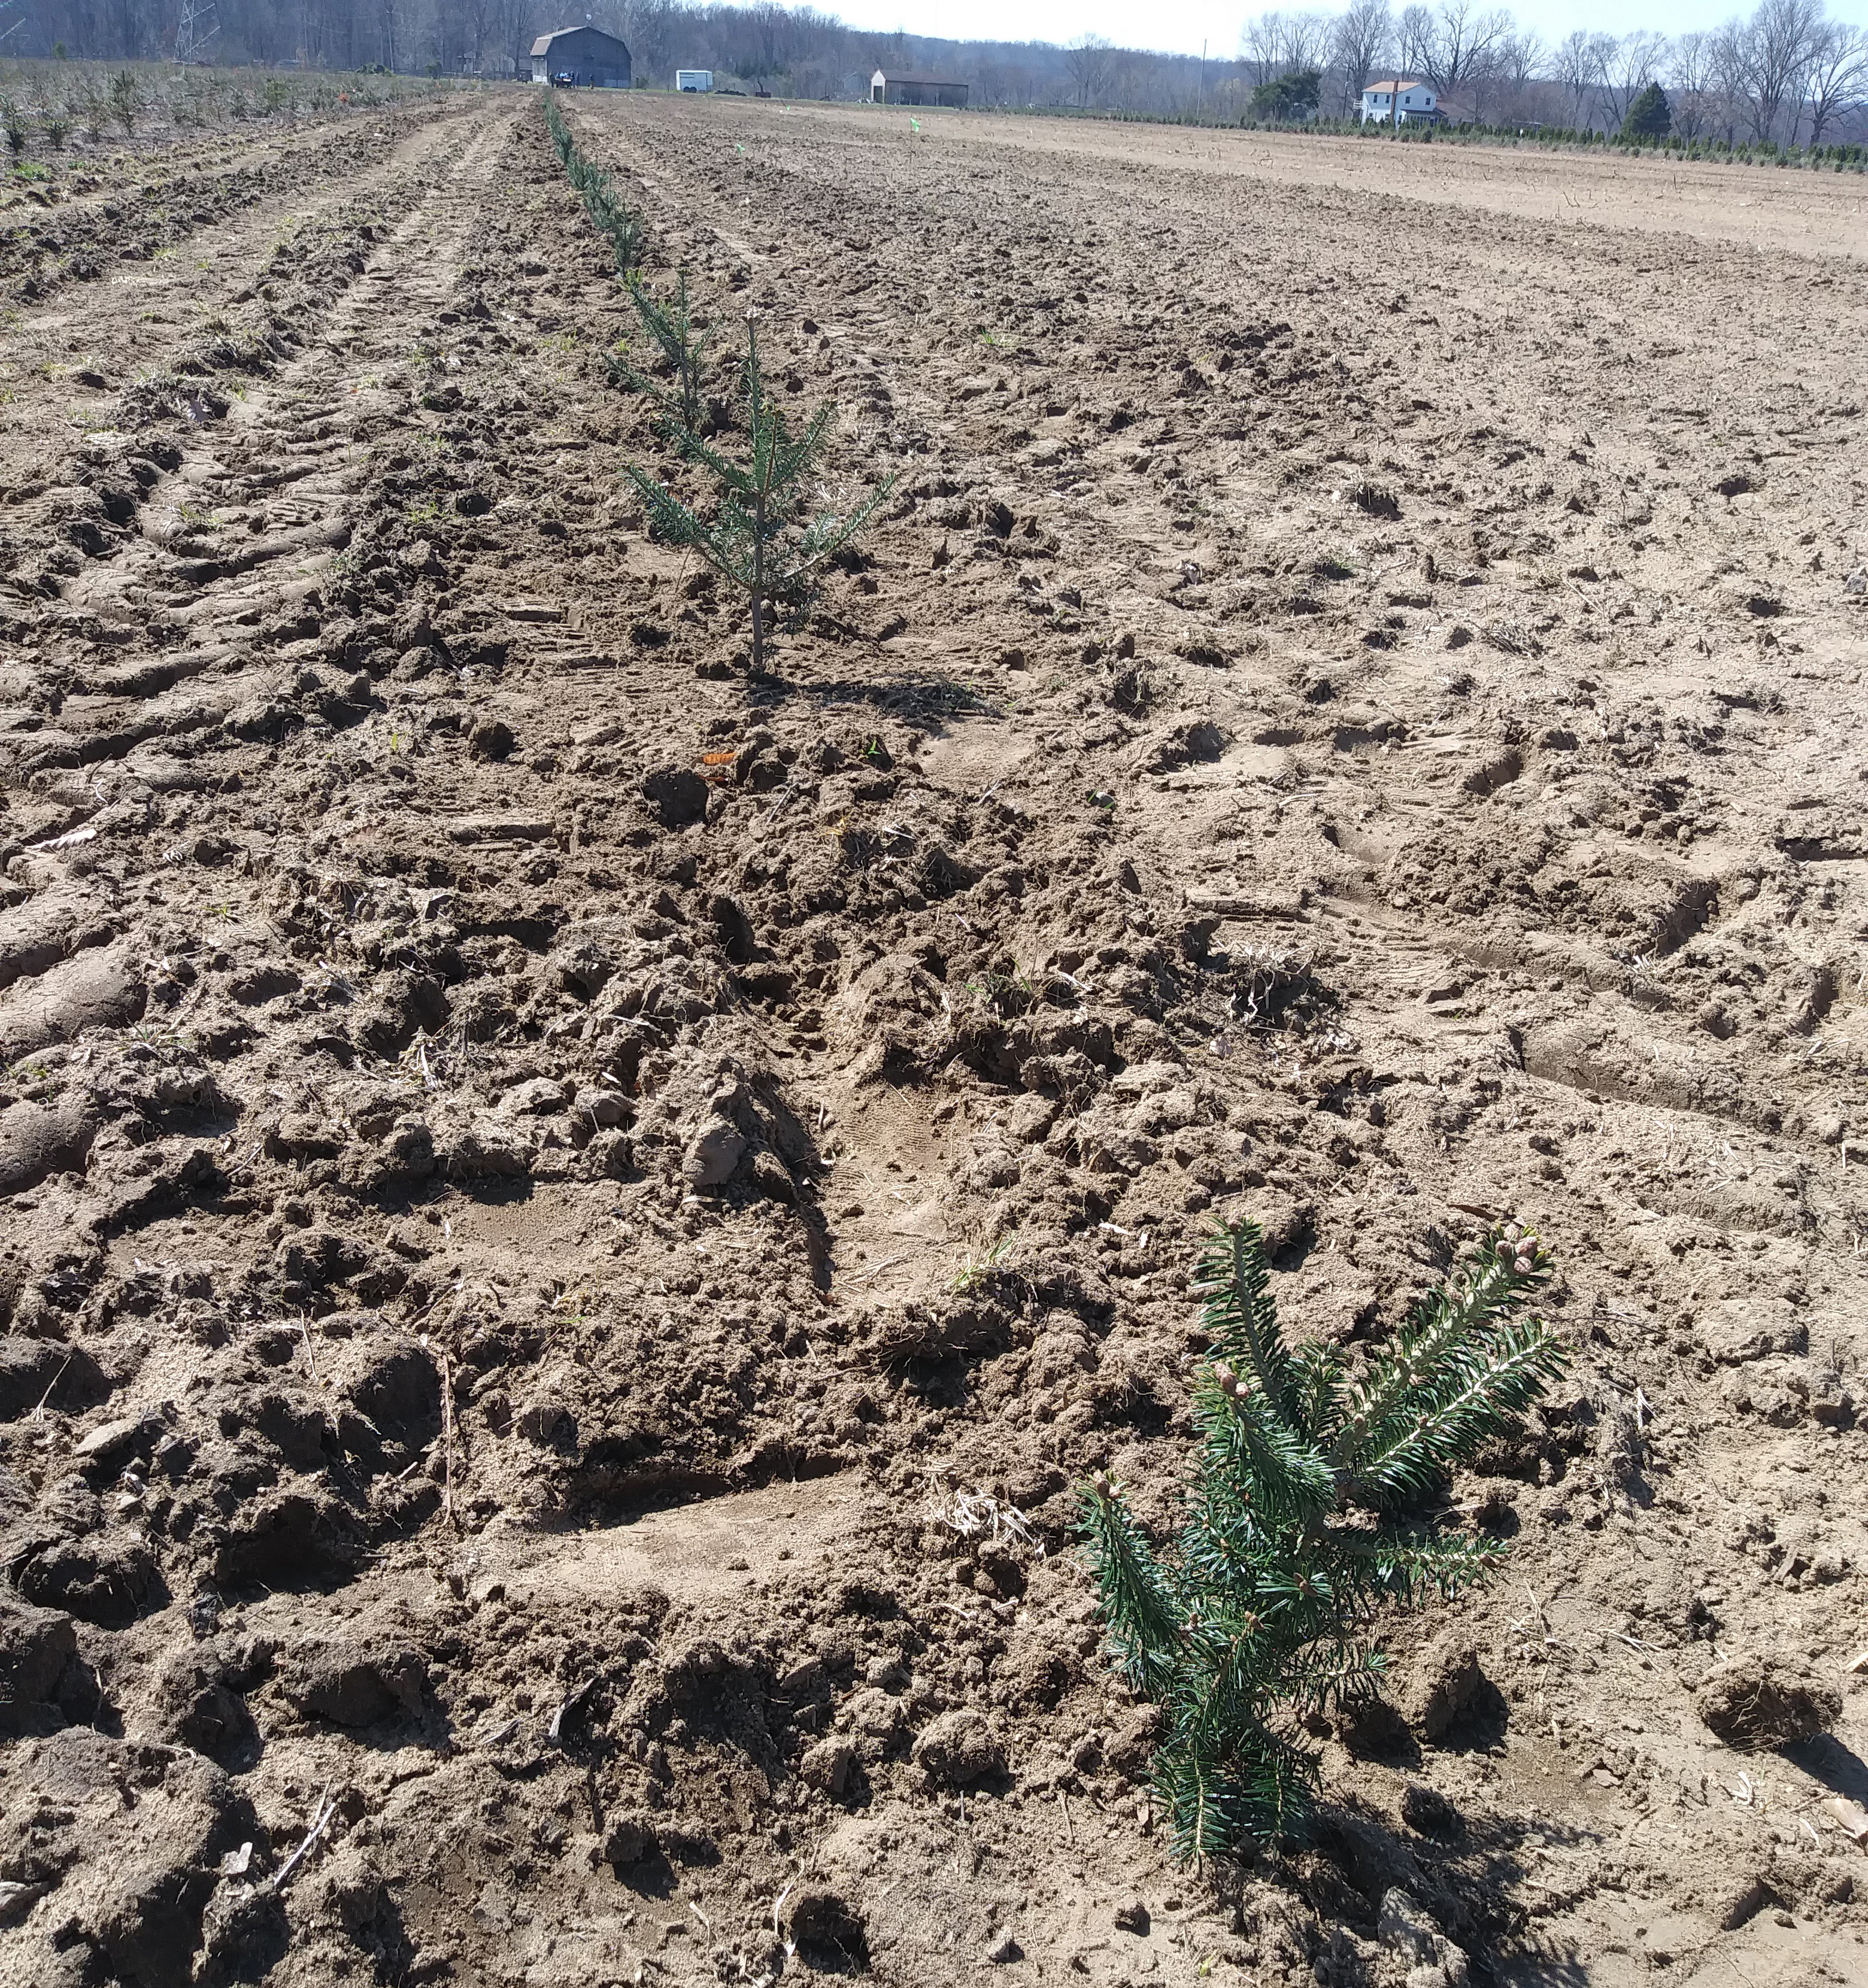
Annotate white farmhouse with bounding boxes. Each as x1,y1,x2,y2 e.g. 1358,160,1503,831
1360,78,1438,122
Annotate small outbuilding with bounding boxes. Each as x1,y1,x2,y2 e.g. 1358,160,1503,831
530,26,633,87
870,70,969,108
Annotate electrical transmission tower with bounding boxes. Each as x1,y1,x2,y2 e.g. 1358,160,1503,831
175,0,219,64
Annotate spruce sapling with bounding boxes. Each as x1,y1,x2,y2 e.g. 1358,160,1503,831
1080,1218,1563,1859
625,320,893,676
610,271,710,438
1619,81,1671,143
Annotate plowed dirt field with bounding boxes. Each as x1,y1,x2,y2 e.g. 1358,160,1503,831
2,88,1867,1988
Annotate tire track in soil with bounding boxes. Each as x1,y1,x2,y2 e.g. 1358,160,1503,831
67,111,513,632
0,99,470,305
0,104,486,631
0,110,564,1984
0,102,475,481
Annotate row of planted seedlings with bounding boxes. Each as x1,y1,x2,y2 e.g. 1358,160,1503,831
543,89,891,676
537,92,1570,1867
1221,109,1868,171
0,63,448,159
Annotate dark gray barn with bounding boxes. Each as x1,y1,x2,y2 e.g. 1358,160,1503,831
870,70,969,107
530,26,633,87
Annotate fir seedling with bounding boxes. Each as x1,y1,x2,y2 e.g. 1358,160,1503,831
624,321,893,676
544,93,642,277
108,69,141,136
1080,1218,1563,1860
77,83,108,145
611,271,710,438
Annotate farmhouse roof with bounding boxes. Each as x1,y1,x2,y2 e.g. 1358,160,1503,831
872,70,968,86
1363,78,1429,92
531,25,626,54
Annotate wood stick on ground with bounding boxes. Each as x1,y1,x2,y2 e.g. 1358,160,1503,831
31,1354,74,1425
299,1314,341,1441
439,1346,456,1527
271,1787,338,1892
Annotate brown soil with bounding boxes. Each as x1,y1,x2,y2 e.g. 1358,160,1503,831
0,95,465,305
2,87,1867,1988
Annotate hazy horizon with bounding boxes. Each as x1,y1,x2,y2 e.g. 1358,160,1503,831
824,0,1868,63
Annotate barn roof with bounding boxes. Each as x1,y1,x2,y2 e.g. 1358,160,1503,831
532,25,629,56
872,71,968,86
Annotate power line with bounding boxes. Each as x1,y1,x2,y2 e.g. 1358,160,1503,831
175,0,219,65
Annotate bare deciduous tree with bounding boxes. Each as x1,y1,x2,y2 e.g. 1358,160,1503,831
1064,31,1114,107
617,0,684,83
1803,21,1868,144
1496,29,1543,118
1286,10,1336,73
1708,20,1753,139
1669,29,1714,136
1241,10,1332,90
1331,0,1392,114
1743,0,1827,138
1591,30,1669,130
1553,28,1594,125
1418,0,1512,99
1242,12,1280,88
1396,2,1434,88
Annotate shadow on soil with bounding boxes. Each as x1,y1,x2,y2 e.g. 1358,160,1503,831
1787,1730,1868,1805
1279,1787,1595,1987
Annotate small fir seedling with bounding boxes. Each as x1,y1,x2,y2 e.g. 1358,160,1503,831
108,69,140,136
544,93,641,277
1080,1218,1563,1860
611,271,711,438
77,84,108,144
625,320,893,676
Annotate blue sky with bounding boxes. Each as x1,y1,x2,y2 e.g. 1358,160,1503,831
833,0,1868,61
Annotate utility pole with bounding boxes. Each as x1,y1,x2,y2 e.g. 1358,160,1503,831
1199,38,1206,114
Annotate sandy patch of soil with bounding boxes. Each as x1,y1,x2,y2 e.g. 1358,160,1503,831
790,103,1868,257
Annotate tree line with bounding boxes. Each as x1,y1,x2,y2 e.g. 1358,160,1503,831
1236,0,1867,144
7,0,1219,111
10,0,1866,147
